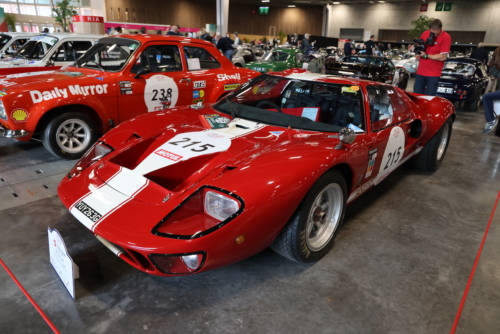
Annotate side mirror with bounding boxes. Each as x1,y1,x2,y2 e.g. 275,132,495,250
134,67,151,79
335,127,356,150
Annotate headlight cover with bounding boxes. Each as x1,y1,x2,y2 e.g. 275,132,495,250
204,190,240,221
68,141,113,177
0,101,6,120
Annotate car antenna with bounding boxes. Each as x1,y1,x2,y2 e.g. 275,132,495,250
225,96,236,119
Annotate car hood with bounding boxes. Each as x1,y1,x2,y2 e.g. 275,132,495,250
0,57,44,67
246,61,281,68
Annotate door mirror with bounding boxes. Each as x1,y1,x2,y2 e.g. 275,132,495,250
134,67,151,79
335,127,356,150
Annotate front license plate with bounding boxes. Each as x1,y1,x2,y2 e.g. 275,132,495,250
74,200,102,223
437,87,453,94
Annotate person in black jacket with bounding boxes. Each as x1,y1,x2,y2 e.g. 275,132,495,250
300,33,311,53
216,33,234,60
471,42,490,65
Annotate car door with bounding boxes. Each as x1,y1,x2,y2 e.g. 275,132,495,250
362,85,412,185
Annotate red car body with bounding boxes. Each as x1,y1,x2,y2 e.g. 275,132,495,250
58,70,455,276
0,35,258,158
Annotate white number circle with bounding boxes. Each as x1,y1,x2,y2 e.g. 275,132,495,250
375,126,405,185
144,74,179,112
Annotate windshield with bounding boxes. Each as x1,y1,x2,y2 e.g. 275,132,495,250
76,37,140,72
343,56,384,67
213,75,364,133
0,35,12,49
442,62,475,76
262,51,289,61
15,35,59,60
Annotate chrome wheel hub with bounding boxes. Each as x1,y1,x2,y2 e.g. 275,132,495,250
437,123,449,161
56,119,91,154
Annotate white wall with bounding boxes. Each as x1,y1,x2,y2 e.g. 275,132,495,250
326,1,500,44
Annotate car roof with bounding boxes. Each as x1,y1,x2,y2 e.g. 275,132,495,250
31,33,104,39
446,57,483,65
0,32,36,37
101,34,216,47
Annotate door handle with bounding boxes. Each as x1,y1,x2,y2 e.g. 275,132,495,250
179,78,191,83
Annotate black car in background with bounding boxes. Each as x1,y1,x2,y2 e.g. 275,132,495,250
326,55,410,90
436,58,494,111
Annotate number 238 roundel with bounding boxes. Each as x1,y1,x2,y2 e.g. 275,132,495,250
145,75,179,112
376,126,405,185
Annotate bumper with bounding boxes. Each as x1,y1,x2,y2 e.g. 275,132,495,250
0,123,29,138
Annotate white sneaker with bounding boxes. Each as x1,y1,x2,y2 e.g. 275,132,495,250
483,119,498,134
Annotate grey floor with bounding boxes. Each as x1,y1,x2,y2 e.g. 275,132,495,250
1,79,500,333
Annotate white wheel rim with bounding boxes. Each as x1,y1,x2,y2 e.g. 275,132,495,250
305,183,343,252
437,123,449,161
55,119,91,154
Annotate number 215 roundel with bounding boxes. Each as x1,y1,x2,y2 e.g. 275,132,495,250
376,126,405,184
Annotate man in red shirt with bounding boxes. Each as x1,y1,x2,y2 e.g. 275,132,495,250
413,19,452,96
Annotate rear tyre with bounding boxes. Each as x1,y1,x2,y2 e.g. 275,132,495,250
467,92,483,112
42,112,98,160
412,117,452,171
270,170,347,263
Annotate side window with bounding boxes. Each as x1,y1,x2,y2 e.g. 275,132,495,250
6,39,28,54
52,41,92,61
387,61,395,69
183,46,220,70
131,45,182,73
368,85,410,132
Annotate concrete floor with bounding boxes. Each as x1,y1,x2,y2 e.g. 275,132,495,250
1,80,500,333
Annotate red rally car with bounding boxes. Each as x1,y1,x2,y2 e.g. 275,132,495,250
0,35,258,159
58,70,455,277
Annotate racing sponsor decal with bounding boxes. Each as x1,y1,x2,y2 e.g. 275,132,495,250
133,131,232,175
119,81,131,88
0,91,7,97
224,84,240,91
121,88,133,95
200,114,230,129
95,77,104,81
365,148,378,178
347,179,375,203
154,149,182,161
5,71,54,78
11,108,29,122
193,98,204,104
217,73,241,81
0,79,16,87
30,85,109,103
193,80,206,89
60,72,83,77
375,126,405,185
193,90,205,99
270,131,284,136
144,74,178,112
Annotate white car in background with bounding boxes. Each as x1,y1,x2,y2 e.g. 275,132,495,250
0,32,36,58
232,46,257,67
0,33,103,75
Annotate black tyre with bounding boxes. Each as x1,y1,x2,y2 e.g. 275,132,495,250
234,63,242,67
412,117,452,171
271,170,347,263
467,93,482,112
398,73,409,91
42,112,98,160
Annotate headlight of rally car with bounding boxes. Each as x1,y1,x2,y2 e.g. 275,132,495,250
0,101,6,120
68,141,113,177
204,190,240,221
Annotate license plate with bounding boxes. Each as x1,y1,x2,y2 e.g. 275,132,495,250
437,87,453,94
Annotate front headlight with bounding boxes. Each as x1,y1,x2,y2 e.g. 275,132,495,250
204,190,240,221
68,141,113,177
0,101,6,120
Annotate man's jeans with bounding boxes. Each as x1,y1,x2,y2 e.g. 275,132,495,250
224,50,233,60
413,74,440,96
482,90,500,122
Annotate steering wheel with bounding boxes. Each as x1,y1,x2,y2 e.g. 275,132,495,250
256,100,283,113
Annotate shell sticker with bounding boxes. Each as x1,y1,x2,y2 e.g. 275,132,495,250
11,108,29,122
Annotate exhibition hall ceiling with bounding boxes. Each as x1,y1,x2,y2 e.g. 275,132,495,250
213,0,487,7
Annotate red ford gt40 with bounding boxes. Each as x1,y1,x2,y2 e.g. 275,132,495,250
58,70,455,276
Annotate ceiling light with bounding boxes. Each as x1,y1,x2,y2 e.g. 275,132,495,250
379,1,385,2
333,1,340,3
261,0,270,2
288,4,296,7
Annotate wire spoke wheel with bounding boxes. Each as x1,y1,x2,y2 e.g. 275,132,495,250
305,183,343,252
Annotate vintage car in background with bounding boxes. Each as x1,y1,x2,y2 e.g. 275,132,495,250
58,69,455,277
326,55,410,90
0,33,102,75
436,58,494,111
394,57,418,76
245,48,304,73
0,32,35,58
0,35,259,159
232,46,257,67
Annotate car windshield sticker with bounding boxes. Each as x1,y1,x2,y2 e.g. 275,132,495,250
375,126,405,185
365,148,378,178
200,114,230,129
302,108,319,121
144,74,178,112
193,80,206,89
133,131,232,176
350,86,360,91
187,58,201,70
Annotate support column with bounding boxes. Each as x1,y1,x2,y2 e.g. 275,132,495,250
322,4,333,37
216,0,229,35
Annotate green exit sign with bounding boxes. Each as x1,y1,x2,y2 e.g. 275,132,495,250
259,6,269,14
444,2,452,11
435,2,443,11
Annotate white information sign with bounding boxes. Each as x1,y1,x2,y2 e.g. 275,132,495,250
187,58,201,70
48,228,79,299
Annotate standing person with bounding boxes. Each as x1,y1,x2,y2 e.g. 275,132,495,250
481,90,500,133
413,19,452,96
233,32,240,46
489,47,500,91
112,26,122,35
365,35,375,56
378,43,385,54
140,27,147,34
216,33,234,60
300,33,311,53
290,34,298,46
387,43,392,51
471,42,489,65
167,25,181,36
200,28,212,42
276,36,280,47
344,39,353,56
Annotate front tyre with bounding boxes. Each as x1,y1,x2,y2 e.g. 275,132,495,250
42,112,98,160
412,117,452,171
271,170,347,263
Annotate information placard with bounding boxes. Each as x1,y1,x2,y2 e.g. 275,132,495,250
48,228,79,299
